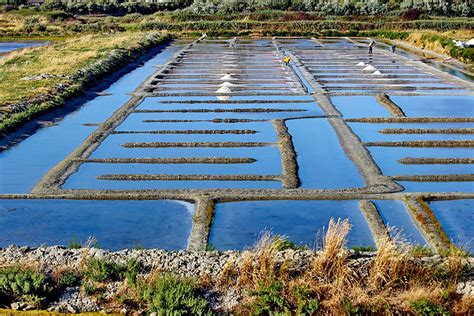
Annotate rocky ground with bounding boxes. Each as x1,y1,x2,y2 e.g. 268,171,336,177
0,245,473,313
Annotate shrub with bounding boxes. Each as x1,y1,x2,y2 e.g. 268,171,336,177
21,16,47,34
83,257,125,283
402,8,421,20
136,273,210,315
55,270,80,288
43,10,73,21
352,245,374,252
41,0,66,11
410,299,448,315
249,280,289,314
0,267,51,307
69,237,82,249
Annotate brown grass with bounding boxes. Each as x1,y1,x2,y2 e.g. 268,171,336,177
215,218,470,314
0,32,152,108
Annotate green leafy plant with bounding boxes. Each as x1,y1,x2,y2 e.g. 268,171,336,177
136,273,211,315
83,257,124,283
351,245,374,253
69,237,82,249
411,245,434,257
410,299,448,315
342,298,362,315
0,267,51,307
56,270,80,288
82,280,97,296
249,280,289,314
123,258,143,286
293,285,319,314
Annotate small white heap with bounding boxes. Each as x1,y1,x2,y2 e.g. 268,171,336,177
363,65,376,71
219,82,236,87
216,86,232,94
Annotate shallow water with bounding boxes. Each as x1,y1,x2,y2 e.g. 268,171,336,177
390,96,474,117
368,147,474,176
430,200,474,252
349,122,474,142
332,96,390,118
0,41,46,53
116,118,278,142
374,200,426,245
209,200,375,250
64,177,281,190
0,199,193,250
0,42,184,194
399,181,473,193
287,118,365,189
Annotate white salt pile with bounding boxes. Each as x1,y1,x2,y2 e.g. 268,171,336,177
363,65,376,71
219,82,236,87
357,62,366,66
372,70,383,75
216,86,232,93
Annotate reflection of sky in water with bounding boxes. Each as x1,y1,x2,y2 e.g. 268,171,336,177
0,199,193,250
430,200,474,253
287,118,364,189
391,96,474,117
369,147,474,176
350,122,474,142
375,200,426,245
0,41,46,53
0,43,185,194
209,200,374,250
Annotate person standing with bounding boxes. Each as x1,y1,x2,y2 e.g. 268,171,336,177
368,39,375,54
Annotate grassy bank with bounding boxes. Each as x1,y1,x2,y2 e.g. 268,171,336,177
0,219,471,314
0,32,169,134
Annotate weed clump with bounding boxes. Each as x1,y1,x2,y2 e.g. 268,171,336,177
135,273,211,315
0,267,51,308
216,218,470,314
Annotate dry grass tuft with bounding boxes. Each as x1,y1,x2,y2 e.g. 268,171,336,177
216,218,471,314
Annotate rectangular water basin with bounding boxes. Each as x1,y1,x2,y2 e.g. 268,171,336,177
374,200,426,245
390,96,474,117
0,199,193,250
429,199,474,253
287,118,365,189
332,96,391,118
209,200,374,250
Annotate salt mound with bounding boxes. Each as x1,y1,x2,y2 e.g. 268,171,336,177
363,65,376,71
216,86,232,93
219,82,236,87
357,62,366,66
372,70,383,75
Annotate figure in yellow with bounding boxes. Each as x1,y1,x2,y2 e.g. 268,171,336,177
283,56,290,66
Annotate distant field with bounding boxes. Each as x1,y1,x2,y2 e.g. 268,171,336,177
0,32,167,133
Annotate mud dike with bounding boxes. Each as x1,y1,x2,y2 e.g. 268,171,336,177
2,37,473,253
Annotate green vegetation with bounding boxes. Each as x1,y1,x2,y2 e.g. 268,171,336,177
0,220,471,314
351,245,375,252
136,273,211,315
55,270,80,288
411,245,435,257
68,237,81,249
270,235,307,251
83,257,125,283
410,299,449,315
0,32,169,134
0,267,50,308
